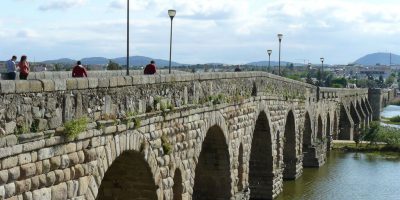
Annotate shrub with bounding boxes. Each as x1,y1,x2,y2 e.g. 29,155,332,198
64,117,88,139
161,135,173,155
376,127,400,147
133,117,141,129
361,121,380,143
389,115,400,123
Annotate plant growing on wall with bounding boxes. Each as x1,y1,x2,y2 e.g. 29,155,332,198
30,119,40,133
161,135,173,155
64,117,88,139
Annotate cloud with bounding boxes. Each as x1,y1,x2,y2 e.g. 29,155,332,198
39,0,86,11
109,0,125,10
16,29,38,38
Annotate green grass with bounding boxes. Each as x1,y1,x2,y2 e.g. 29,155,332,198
381,116,400,125
332,142,400,154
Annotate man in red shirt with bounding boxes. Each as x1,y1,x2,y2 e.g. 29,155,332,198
72,61,88,77
144,60,157,75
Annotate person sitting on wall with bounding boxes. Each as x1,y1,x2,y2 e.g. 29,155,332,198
144,60,157,75
234,65,242,72
72,61,88,77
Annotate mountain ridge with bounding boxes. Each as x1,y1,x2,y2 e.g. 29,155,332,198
353,52,400,65
42,56,183,67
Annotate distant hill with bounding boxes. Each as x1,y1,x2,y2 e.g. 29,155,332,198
354,52,400,66
42,58,76,64
246,61,303,67
112,56,182,67
42,56,183,66
81,57,109,65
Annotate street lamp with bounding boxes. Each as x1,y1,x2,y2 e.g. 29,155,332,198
126,0,130,76
168,9,176,74
277,34,283,76
267,49,272,70
320,57,324,86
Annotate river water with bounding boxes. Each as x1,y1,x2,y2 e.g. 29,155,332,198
276,151,400,200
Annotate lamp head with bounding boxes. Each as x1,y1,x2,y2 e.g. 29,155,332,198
267,50,272,55
320,57,324,62
168,9,176,19
277,34,283,40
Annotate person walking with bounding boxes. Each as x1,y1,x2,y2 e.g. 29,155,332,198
72,61,88,77
18,55,30,80
144,60,157,75
5,55,17,80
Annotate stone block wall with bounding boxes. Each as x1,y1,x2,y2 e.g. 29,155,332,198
0,70,186,80
0,72,376,200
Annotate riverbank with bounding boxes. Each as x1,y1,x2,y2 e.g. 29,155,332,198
332,140,400,158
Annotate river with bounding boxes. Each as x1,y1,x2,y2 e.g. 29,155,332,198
276,151,400,200
381,105,400,128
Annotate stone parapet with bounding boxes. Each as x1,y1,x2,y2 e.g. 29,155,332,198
0,69,186,80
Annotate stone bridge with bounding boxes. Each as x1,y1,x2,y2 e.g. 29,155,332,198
0,72,386,200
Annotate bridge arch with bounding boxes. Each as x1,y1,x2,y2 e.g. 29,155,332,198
283,110,297,180
237,143,245,192
249,110,274,199
317,115,323,142
356,100,366,129
173,168,183,200
339,105,354,140
332,112,339,140
93,134,161,200
361,99,370,127
350,102,361,138
326,113,331,150
302,111,316,167
193,125,231,199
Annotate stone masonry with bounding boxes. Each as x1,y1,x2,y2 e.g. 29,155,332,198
0,72,378,200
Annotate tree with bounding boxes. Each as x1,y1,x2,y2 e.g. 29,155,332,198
107,60,121,70
385,75,395,87
306,72,314,85
324,74,333,87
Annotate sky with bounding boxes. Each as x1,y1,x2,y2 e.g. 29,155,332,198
1,0,400,64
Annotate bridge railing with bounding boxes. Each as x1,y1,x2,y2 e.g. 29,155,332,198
319,87,368,100
0,69,187,80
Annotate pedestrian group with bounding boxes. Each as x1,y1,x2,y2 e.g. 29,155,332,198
3,55,159,80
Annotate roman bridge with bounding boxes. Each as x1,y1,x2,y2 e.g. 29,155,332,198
0,71,385,200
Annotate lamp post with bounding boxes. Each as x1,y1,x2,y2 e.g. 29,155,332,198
126,0,130,76
267,49,272,70
168,9,176,74
320,57,324,86
277,34,283,76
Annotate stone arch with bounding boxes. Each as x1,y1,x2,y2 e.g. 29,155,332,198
356,101,366,129
93,133,162,200
361,98,370,127
326,113,331,150
248,111,274,199
237,143,244,192
302,111,316,167
303,112,313,147
339,105,354,140
173,168,183,200
332,111,338,140
283,110,297,180
193,125,231,200
350,102,361,137
317,115,323,142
